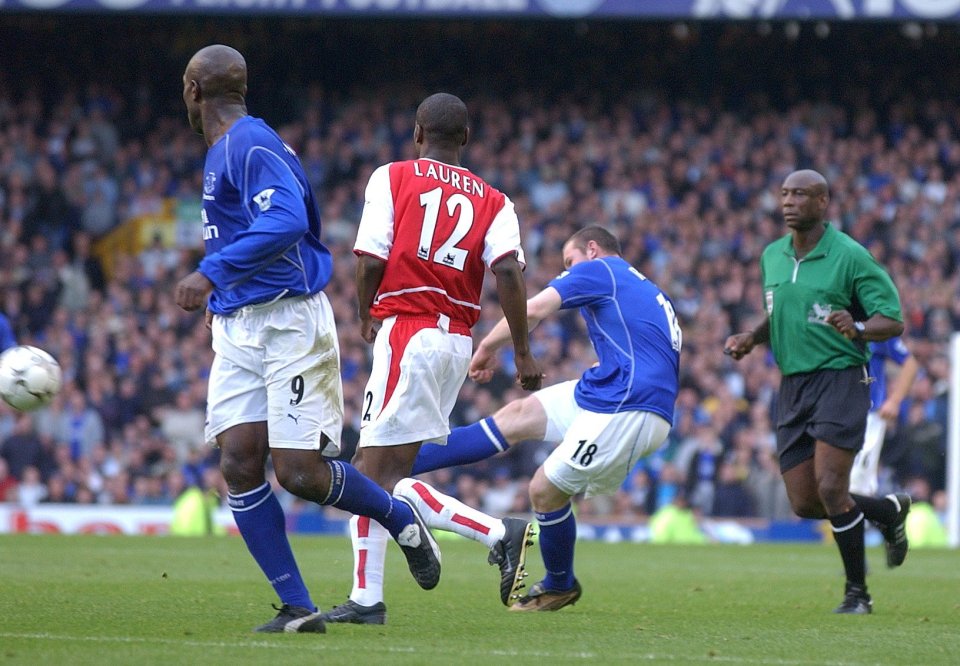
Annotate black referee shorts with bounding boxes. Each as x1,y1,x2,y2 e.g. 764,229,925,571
775,366,871,473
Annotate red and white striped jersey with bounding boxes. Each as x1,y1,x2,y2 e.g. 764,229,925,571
354,158,525,328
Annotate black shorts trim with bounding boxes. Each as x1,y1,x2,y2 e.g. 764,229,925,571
776,366,871,473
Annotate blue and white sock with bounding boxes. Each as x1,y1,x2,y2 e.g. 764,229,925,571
229,482,315,611
322,460,413,538
412,417,510,475
536,503,577,592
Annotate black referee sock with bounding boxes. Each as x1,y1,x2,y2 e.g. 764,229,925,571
829,508,866,587
850,493,898,525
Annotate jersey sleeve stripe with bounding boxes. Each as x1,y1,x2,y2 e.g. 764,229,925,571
353,249,389,262
489,249,523,268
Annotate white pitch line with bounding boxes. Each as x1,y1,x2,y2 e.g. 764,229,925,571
0,632,885,665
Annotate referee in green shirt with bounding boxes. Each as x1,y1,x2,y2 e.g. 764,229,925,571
725,169,911,615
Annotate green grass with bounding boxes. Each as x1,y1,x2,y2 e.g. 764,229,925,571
0,534,957,665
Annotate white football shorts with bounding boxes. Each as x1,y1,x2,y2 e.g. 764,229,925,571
359,314,472,448
849,410,886,496
535,380,671,498
205,291,343,456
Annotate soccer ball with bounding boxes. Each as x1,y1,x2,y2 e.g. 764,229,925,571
0,345,63,411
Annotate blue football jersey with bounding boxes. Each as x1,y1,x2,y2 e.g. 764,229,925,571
867,336,910,410
548,256,681,422
196,116,333,314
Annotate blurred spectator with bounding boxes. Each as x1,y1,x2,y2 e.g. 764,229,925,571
139,233,178,283
676,422,724,516
70,231,107,294
158,391,205,463
0,457,17,501
480,468,520,517
131,474,167,505
747,447,795,522
1,412,50,481
711,461,755,519
54,390,106,463
16,466,47,506
655,462,683,511
900,402,946,492
616,464,655,518
42,473,74,504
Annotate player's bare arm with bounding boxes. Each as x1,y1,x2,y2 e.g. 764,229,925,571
724,318,769,360
825,311,904,341
491,254,543,391
175,271,214,312
355,254,387,343
470,285,560,384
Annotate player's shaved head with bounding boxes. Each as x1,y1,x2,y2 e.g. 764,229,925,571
783,169,829,198
416,93,469,146
182,44,249,143
185,44,247,103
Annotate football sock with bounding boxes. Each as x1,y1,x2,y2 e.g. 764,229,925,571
229,482,315,611
321,460,413,538
537,503,577,592
348,515,389,607
850,493,898,525
829,508,866,587
411,417,510,475
394,477,505,548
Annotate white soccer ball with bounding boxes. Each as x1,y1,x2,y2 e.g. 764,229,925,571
0,345,63,412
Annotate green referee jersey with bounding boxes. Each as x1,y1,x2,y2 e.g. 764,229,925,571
760,223,902,376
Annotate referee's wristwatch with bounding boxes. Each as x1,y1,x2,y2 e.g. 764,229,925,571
853,321,866,340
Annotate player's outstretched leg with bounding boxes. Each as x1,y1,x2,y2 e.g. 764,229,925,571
393,496,443,590
318,461,441,590
412,417,511,475
394,477,529,604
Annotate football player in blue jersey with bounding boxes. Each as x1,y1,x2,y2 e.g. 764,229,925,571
405,226,682,611
849,336,919,496
175,44,440,633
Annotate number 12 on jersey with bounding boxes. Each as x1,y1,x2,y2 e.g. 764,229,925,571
417,187,473,272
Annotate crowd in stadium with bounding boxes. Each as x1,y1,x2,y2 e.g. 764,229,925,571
0,21,953,527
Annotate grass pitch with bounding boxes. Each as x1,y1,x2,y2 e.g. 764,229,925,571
0,533,957,665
